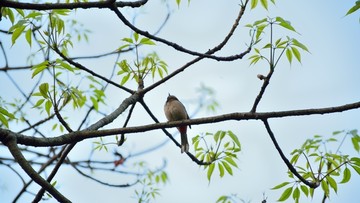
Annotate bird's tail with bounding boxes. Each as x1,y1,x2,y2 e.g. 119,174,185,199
180,132,189,153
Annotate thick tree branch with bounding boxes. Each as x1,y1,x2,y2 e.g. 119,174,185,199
0,0,148,10
2,100,359,147
1,135,71,202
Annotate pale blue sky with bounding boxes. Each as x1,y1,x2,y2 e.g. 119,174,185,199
1,0,360,202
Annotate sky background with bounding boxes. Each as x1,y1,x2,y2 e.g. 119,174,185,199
1,0,360,202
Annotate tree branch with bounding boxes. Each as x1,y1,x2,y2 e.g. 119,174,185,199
110,0,250,61
262,119,319,188
0,0,148,10
1,135,71,202
2,100,359,147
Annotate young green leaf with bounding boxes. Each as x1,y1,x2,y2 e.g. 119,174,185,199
278,187,293,201
300,185,309,197
25,29,32,46
340,167,351,184
251,0,259,9
45,100,52,116
326,175,337,193
227,131,241,148
218,163,225,177
260,0,268,10
31,61,49,78
345,1,360,16
11,25,26,45
286,48,293,64
221,161,233,175
271,181,290,190
292,187,300,201
292,39,310,52
39,83,49,99
291,47,301,63
120,73,131,85
275,17,297,32
207,163,215,181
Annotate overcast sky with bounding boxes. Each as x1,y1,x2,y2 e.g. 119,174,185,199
1,0,360,202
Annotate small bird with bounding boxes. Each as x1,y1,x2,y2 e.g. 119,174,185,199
164,94,191,153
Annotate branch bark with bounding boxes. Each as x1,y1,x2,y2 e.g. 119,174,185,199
1,100,359,147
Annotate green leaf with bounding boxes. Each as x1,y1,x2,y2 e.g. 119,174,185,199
321,179,329,196
122,37,133,44
39,83,49,99
292,39,310,52
221,161,233,175
224,157,238,168
271,181,290,190
26,11,43,19
326,175,337,193
340,167,351,184
12,25,26,45
275,17,296,32
218,163,225,177
300,185,309,197
227,131,241,149
351,137,360,152
292,187,300,201
207,163,215,181
278,187,293,201
31,61,49,78
260,0,268,10
33,99,45,108
286,48,293,64
251,0,258,9
45,100,52,116
90,96,98,111
0,114,9,128
140,37,155,45
0,107,15,119
256,24,267,41
345,1,360,16
120,73,131,85
25,29,32,46
351,165,360,175
291,47,301,63
133,32,139,43
350,157,360,167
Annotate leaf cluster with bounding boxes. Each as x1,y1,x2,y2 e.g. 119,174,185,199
246,16,309,68
117,32,168,86
272,130,360,202
192,130,241,182
133,162,169,203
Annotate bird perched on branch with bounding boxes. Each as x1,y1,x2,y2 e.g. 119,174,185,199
164,94,191,153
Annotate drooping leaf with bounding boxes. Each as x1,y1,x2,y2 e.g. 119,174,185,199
218,163,225,177
251,0,258,9
340,167,351,183
326,175,337,193
207,163,215,181
278,187,293,201
227,131,241,148
11,25,26,45
291,47,301,63
286,48,293,64
260,0,268,10
39,83,49,99
292,39,310,52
